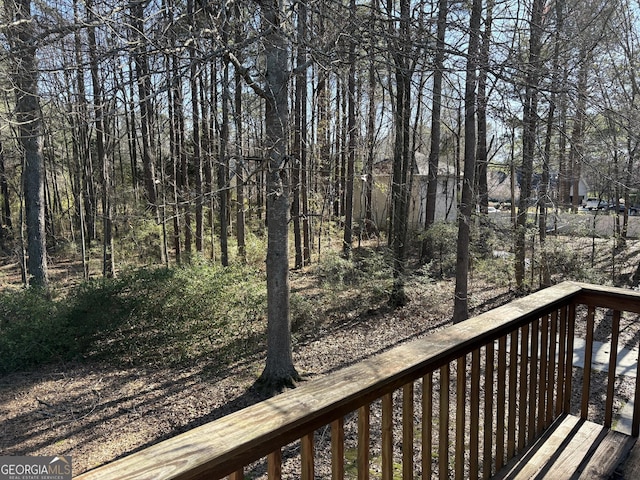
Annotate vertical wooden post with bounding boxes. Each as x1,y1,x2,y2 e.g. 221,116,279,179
423,372,433,479
564,303,576,413
332,418,345,479
470,349,480,479
483,341,495,479
301,432,315,480
507,331,518,460
556,306,568,415
496,336,507,471
403,383,414,479
228,469,243,480
528,319,539,444
268,449,282,480
546,310,558,426
358,405,370,480
538,314,549,434
382,393,393,480
455,356,466,480
605,310,621,428
633,347,640,437
439,364,450,480
518,324,529,451
581,306,596,420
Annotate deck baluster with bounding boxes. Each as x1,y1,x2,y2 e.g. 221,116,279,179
518,324,530,451
456,356,466,480
556,306,568,416
483,341,495,479
423,372,433,479
633,342,640,436
470,349,481,479
382,393,393,480
605,310,621,428
537,314,549,434
564,304,576,413
546,310,558,426
581,306,596,419
439,363,450,480
331,417,344,479
358,404,370,480
268,450,282,480
496,336,507,471
227,469,243,480
403,383,414,479
507,330,518,460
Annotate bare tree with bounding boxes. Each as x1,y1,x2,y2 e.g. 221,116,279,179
342,0,357,259
86,0,114,277
453,0,482,322
5,0,48,287
229,0,301,391
514,0,545,291
424,0,448,234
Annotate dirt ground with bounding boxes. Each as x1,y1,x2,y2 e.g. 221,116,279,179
0,274,468,475
2,236,640,477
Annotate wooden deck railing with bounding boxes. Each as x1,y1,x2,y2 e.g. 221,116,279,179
75,281,640,479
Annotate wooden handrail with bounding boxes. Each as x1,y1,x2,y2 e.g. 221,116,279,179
75,281,640,479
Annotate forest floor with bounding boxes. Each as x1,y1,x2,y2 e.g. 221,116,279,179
2,234,640,476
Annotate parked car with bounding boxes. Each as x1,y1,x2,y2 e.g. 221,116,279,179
609,203,638,216
584,197,608,210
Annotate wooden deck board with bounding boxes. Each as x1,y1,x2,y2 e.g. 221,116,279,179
492,414,636,480
617,436,640,479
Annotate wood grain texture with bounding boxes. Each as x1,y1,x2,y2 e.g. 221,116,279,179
74,281,640,480
493,414,636,480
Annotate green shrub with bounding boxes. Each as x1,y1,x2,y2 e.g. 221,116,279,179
420,222,458,278
542,237,609,284
0,289,62,373
0,261,269,373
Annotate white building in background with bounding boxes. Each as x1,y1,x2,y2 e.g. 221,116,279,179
353,152,457,231
352,155,592,232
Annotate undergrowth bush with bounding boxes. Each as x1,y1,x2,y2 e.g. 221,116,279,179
0,289,62,373
420,221,458,278
542,237,609,284
315,248,391,293
0,261,268,374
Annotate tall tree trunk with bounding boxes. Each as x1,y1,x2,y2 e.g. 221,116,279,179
389,0,413,307
189,0,204,253
219,41,231,266
234,60,246,262
130,1,158,211
475,0,493,216
453,0,482,322
342,0,357,258
165,41,181,264
0,138,11,230
292,6,304,268
87,0,114,277
364,10,377,229
539,0,564,287
424,0,448,236
254,0,300,391
7,0,48,287
558,62,570,208
569,47,589,213
515,0,544,291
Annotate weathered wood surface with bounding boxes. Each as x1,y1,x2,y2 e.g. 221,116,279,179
74,281,640,480
618,436,640,479
573,282,640,314
492,414,635,479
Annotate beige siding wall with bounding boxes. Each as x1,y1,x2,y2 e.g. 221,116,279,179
353,174,457,231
